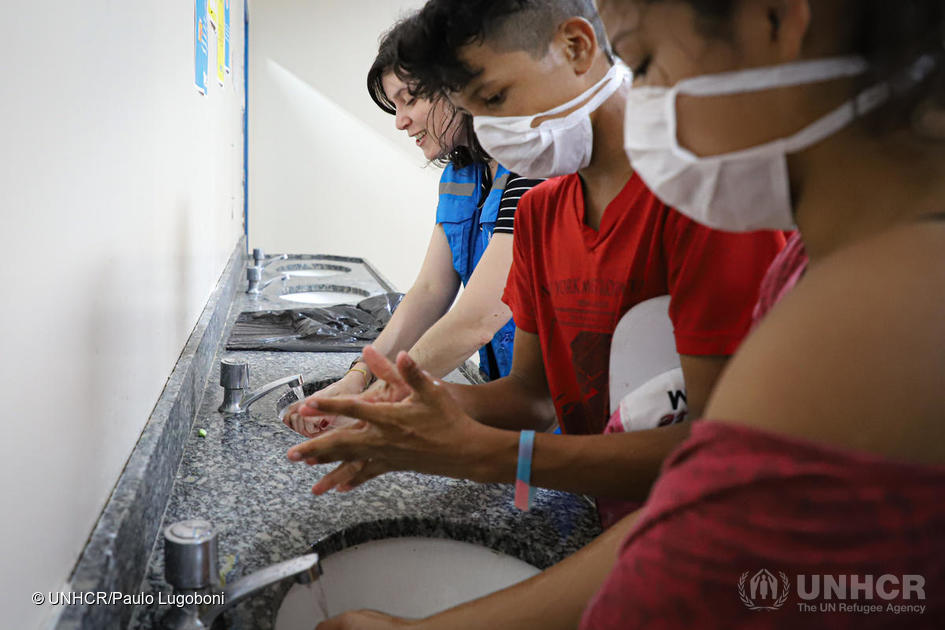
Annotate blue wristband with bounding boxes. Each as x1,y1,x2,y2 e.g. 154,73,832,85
514,430,536,511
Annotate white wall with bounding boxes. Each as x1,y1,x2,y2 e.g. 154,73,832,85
0,2,245,628
248,0,440,291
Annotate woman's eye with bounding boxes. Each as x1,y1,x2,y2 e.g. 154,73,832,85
483,91,506,108
632,55,652,77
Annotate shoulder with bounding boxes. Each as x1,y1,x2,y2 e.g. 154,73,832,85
513,175,577,217
705,220,945,465
436,162,483,223
439,161,479,185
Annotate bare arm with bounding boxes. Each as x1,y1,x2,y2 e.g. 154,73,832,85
369,225,461,364
444,328,557,431
407,233,515,378
283,226,459,436
679,354,729,419
292,351,688,501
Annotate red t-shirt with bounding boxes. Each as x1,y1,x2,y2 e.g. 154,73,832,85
502,173,785,435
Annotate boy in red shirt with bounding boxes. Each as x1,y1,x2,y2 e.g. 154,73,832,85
289,0,785,503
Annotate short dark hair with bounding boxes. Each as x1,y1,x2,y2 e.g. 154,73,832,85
366,14,490,168
397,0,613,97
643,0,945,135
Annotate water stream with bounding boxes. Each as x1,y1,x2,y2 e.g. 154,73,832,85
313,578,330,621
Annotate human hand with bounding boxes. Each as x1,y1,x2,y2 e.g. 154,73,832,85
282,370,365,438
287,350,497,494
316,609,419,630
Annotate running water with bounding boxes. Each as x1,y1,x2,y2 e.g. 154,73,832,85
291,385,305,405
312,579,330,621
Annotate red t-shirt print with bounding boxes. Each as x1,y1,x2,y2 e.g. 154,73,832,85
502,173,785,436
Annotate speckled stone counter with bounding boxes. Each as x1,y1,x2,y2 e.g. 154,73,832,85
124,257,602,629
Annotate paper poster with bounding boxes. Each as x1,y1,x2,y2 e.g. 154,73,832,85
215,0,226,86
224,0,231,74
194,0,209,94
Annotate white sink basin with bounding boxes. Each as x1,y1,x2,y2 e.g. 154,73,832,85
280,291,363,305
276,263,352,279
274,537,540,628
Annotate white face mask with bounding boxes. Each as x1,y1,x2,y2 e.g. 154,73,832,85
623,56,897,232
474,62,630,178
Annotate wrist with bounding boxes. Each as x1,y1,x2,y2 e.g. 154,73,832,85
463,426,518,484
342,367,368,390
345,357,374,390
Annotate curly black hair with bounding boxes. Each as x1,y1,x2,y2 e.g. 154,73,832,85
366,14,490,168
396,0,613,99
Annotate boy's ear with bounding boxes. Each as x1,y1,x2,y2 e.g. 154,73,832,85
558,17,599,75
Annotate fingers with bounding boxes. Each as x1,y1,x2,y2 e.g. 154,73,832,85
304,395,398,425
361,345,407,390
312,460,366,495
288,429,355,465
338,460,387,492
396,351,441,398
287,420,380,465
296,415,331,438
283,405,333,436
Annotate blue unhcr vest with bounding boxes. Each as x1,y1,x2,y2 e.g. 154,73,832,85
436,162,516,380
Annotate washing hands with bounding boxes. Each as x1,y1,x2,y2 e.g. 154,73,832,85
282,350,405,437
286,345,499,495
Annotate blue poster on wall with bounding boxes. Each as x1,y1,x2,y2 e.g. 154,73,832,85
224,0,231,74
194,0,209,94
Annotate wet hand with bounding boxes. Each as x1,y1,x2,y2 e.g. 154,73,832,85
287,350,495,494
282,370,364,438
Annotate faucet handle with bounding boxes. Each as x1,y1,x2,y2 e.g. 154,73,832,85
220,360,249,389
164,520,219,590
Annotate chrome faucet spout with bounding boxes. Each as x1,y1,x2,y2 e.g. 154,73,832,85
246,266,290,295
240,374,304,411
218,360,302,416
160,519,320,630
198,553,321,629
259,253,289,269
252,248,289,269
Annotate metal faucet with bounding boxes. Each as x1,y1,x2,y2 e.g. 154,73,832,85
218,360,303,416
245,266,290,295
252,248,289,269
161,519,321,630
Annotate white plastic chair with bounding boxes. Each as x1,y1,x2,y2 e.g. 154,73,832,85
608,295,680,414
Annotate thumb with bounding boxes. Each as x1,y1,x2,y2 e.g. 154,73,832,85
395,351,441,399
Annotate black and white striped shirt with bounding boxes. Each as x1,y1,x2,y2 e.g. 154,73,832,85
493,173,545,235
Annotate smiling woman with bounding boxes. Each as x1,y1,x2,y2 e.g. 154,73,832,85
281,12,544,438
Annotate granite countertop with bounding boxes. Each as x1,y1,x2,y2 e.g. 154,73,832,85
127,257,602,630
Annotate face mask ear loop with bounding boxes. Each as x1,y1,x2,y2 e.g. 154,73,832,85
527,63,629,130
781,78,897,154
664,83,693,162
678,56,870,98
